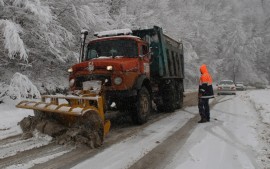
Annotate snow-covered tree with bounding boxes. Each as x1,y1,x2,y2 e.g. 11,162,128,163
0,0,4,6
0,19,28,61
8,72,40,99
0,0,269,93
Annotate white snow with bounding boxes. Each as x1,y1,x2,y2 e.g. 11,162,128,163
8,72,41,99
164,94,261,169
72,90,270,169
0,132,52,159
0,90,269,168
95,28,132,37
5,150,70,169
0,19,28,61
0,100,33,140
73,108,195,169
247,90,270,125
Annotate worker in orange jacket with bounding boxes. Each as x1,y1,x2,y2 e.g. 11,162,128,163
198,64,214,123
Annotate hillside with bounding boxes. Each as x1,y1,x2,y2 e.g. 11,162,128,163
0,0,269,95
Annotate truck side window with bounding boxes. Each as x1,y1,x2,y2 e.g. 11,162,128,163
142,45,148,55
139,46,143,56
139,45,148,56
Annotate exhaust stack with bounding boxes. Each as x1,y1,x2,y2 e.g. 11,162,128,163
80,29,89,63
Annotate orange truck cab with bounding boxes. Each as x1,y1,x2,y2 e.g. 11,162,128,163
69,26,184,124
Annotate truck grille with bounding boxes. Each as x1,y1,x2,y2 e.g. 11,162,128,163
75,75,111,89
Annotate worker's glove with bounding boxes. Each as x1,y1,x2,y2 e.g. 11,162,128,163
199,89,205,93
199,89,206,96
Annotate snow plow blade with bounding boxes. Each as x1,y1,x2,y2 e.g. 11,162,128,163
16,94,111,137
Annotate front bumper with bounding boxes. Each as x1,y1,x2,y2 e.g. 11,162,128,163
105,89,137,98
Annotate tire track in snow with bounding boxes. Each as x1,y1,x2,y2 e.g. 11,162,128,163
128,96,224,169
0,134,21,147
0,134,52,160
203,95,260,169
0,142,73,169
203,121,259,169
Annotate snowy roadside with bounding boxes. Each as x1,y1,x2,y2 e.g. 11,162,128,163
0,99,74,169
163,90,270,169
0,100,33,139
247,90,270,125
247,90,270,168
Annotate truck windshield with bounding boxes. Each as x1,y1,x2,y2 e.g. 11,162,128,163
85,39,138,60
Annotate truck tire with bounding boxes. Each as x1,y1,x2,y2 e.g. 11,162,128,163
132,87,151,124
175,83,184,109
158,81,176,112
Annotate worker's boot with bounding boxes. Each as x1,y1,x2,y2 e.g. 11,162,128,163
198,112,207,123
198,118,207,123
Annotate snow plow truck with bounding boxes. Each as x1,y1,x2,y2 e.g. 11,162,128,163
16,26,184,143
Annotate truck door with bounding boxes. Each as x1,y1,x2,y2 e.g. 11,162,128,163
139,44,150,78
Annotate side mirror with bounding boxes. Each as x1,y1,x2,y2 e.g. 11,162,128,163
149,47,154,55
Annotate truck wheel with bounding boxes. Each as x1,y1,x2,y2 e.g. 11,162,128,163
132,87,151,124
175,82,184,109
161,82,176,112
175,91,183,109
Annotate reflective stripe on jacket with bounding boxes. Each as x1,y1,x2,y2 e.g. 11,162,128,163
199,64,214,98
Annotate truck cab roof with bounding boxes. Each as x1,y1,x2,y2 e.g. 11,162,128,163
90,35,145,44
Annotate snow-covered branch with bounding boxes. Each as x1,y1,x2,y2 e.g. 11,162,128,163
0,0,4,6
8,72,41,99
0,19,28,61
0,82,8,102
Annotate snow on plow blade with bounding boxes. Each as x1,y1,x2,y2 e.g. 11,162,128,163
16,94,111,137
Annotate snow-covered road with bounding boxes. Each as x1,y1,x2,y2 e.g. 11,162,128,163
164,94,261,169
0,90,269,169
73,90,270,169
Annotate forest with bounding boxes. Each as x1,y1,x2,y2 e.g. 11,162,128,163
0,0,269,98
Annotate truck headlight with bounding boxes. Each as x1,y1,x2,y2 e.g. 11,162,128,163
69,79,75,87
107,65,113,71
114,77,122,85
68,68,73,73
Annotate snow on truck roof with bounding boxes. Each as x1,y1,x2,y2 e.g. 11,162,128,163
93,29,143,41
94,29,132,37
91,35,142,42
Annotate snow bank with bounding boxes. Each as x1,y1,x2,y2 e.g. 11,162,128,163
247,89,270,125
0,99,33,139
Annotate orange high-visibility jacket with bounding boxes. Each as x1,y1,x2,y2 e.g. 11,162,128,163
199,64,214,98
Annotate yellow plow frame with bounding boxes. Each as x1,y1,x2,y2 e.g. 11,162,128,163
16,93,111,137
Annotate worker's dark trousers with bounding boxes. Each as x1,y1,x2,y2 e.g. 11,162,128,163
198,98,210,120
